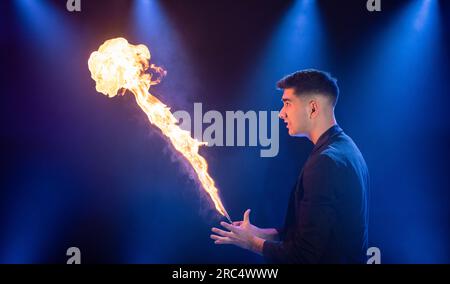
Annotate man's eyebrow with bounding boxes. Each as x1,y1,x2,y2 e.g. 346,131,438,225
281,98,291,102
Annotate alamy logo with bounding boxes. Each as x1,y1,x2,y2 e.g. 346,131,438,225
366,0,381,12
66,0,81,12
173,103,280,158
66,247,81,264
366,247,381,264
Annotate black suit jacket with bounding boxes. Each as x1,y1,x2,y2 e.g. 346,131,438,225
263,125,369,263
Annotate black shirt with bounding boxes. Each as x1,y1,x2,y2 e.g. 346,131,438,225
263,125,369,263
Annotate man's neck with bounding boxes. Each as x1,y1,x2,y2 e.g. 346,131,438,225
310,118,337,145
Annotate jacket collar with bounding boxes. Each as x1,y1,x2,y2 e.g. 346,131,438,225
311,124,343,155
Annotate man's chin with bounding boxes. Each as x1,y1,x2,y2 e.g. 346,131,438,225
289,130,307,138
288,130,301,137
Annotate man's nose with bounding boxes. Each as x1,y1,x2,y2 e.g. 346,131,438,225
279,108,286,119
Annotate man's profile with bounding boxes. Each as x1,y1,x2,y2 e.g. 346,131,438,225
211,69,369,264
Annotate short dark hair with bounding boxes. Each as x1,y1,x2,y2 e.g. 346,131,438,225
276,69,339,106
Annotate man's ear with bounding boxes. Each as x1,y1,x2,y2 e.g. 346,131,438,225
309,100,318,119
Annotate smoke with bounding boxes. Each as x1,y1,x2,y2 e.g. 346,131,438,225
162,139,224,222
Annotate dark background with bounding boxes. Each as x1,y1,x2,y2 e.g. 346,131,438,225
1,0,449,263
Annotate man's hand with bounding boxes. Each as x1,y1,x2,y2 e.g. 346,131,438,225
210,209,265,255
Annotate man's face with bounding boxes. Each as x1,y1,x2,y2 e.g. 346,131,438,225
279,88,311,137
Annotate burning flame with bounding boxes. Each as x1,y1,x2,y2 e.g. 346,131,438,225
88,37,231,222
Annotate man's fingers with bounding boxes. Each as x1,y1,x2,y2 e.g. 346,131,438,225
244,209,251,223
214,239,231,245
211,227,232,238
232,221,243,226
220,222,239,234
210,234,233,244
210,234,222,241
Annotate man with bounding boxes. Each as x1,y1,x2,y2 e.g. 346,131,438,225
211,69,369,263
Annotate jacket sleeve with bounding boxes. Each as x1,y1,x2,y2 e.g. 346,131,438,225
263,154,339,263
276,184,297,240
